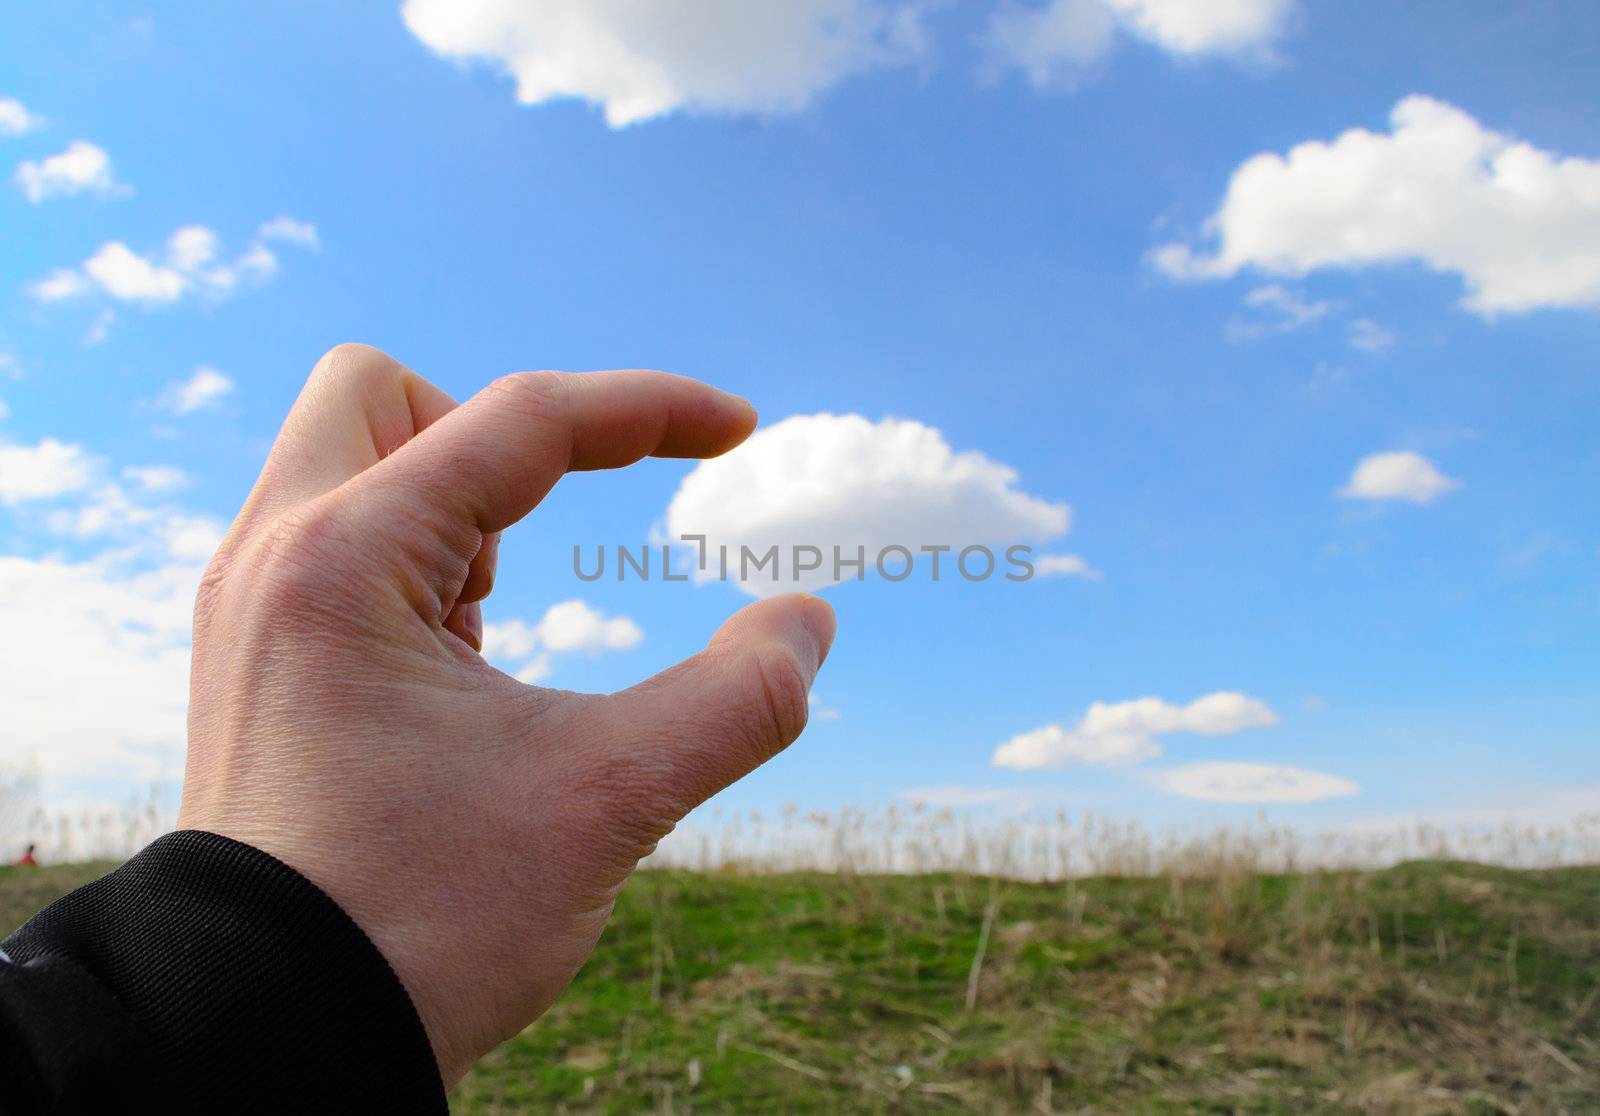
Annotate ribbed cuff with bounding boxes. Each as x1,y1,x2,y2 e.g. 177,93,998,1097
4,830,446,1114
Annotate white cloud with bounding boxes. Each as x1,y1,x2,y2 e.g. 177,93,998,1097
993,691,1277,769
122,465,189,493
400,0,925,127
1347,318,1394,353
0,97,43,136
165,225,218,272
665,412,1070,594
0,436,228,782
808,692,842,721
15,140,123,203
1225,283,1331,340
986,0,1116,87
482,598,643,681
28,268,91,303
235,243,278,281
28,220,313,308
0,399,9,421
534,598,644,652
987,0,1292,86
84,242,186,303
0,553,199,781
1150,761,1358,803
0,438,97,506
257,215,320,251
1153,95,1600,315
1339,450,1459,504
1104,0,1293,57
157,367,235,415
1033,552,1099,579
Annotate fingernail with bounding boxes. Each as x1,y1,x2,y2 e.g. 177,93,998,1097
799,595,836,665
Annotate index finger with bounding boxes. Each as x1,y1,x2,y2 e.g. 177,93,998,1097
361,368,756,538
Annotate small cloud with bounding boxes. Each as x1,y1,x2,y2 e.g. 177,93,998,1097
84,309,115,346
257,215,320,251
28,268,91,303
0,438,97,505
122,465,189,493
1150,761,1358,803
15,140,125,203
985,0,1295,89
1302,695,1328,714
0,398,10,421
0,96,44,136
1033,552,1101,579
157,367,235,415
482,599,643,681
994,691,1278,769
808,692,842,721
1226,283,1332,341
1347,318,1394,353
28,219,310,308
1339,450,1460,504
85,242,185,303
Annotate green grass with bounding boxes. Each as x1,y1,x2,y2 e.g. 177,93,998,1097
6,861,1597,1113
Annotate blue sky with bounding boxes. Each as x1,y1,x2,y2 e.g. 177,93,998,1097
2,0,1597,836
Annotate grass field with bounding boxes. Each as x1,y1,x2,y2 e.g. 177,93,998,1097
5,860,1596,1113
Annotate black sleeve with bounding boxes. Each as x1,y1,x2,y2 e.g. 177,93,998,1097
0,830,446,1114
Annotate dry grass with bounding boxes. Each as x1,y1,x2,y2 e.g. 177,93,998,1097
6,797,1597,1112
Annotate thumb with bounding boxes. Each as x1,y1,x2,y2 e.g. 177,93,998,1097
598,594,837,818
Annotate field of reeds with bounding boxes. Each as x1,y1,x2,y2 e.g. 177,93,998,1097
4,802,1597,1113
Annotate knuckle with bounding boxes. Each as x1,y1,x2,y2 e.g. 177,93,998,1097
745,641,813,753
309,343,403,400
243,500,354,608
483,370,569,428
314,341,388,374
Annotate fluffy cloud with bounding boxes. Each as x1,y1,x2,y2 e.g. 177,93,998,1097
15,140,123,203
1104,0,1293,56
0,96,43,136
665,412,1071,594
0,553,199,781
481,598,643,683
28,221,310,307
987,0,1292,86
0,438,97,505
157,367,235,415
401,0,924,127
993,691,1277,769
0,436,227,782
1153,96,1600,315
1339,451,1459,504
1150,761,1358,803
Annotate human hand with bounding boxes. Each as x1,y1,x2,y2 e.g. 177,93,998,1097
177,344,835,1085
